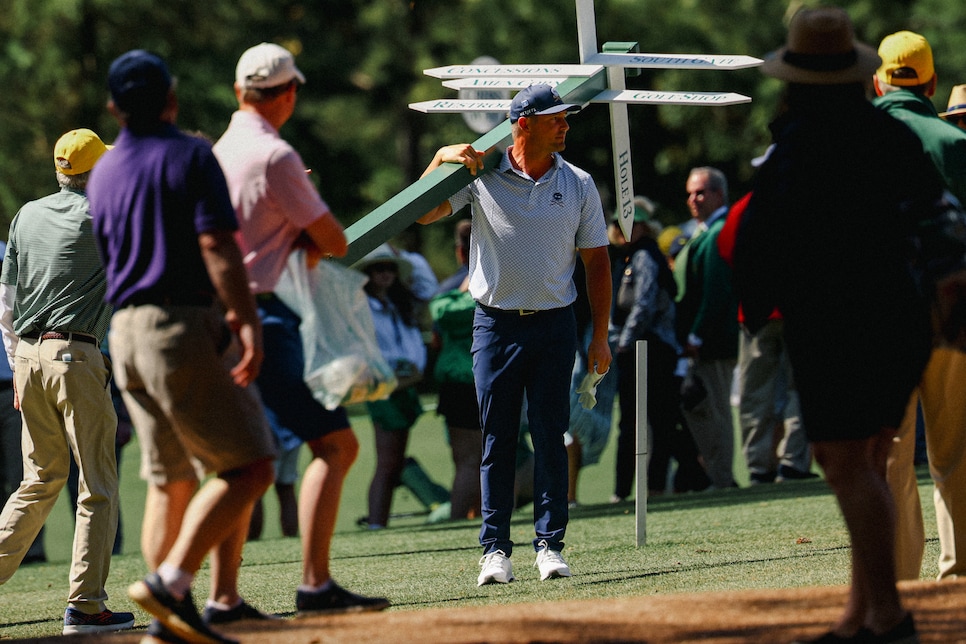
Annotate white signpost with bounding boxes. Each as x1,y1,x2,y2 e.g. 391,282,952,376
411,2,760,245
394,0,762,546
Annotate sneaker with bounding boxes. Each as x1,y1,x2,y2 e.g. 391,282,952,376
295,582,390,615
62,607,135,634
791,613,918,644
534,540,571,581
128,573,237,644
142,619,191,644
477,549,514,586
748,471,777,485
776,465,820,483
869,612,919,644
202,600,277,625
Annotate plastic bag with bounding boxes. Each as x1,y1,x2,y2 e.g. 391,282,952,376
275,251,397,409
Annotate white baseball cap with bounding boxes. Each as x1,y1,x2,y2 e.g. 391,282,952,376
235,42,306,89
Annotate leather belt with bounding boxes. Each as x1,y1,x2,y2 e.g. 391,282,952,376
22,331,97,345
478,303,547,316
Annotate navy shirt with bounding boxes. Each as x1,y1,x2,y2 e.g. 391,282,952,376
88,123,238,306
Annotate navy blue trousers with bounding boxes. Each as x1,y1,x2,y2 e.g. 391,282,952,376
473,304,577,556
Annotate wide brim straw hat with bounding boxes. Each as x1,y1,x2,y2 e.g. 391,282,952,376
761,7,881,85
940,84,966,119
351,243,413,284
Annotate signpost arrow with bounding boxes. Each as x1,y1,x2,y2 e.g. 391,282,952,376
423,64,602,79
585,51,762,70
590,89,752,106
442,77,568,90
410,90,751,114
409,99,511,114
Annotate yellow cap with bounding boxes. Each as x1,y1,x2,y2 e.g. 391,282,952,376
53,128,111,176
876,31,934,87
657,226,683,256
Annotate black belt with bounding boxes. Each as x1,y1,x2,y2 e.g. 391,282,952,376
122,292,213,308
22,331,97,345
477,303,560,317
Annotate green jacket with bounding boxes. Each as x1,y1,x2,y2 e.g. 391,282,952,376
873,90,966,206
673,214,739,360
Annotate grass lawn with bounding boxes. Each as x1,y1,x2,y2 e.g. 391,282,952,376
0,399,941,639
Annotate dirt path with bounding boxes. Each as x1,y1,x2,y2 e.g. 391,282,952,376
17,579,966,643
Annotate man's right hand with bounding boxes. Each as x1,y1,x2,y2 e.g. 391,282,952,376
433,144,487,175
227,314,263,387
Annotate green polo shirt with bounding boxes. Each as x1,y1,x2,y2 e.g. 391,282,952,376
1,187,112,340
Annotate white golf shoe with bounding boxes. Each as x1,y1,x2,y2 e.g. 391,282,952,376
534,540,571,581
477,550,515,586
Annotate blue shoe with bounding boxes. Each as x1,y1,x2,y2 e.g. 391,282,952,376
62,607,135,635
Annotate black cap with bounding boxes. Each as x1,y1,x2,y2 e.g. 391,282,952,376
108,50,172,116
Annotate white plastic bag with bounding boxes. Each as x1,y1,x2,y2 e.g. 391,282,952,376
275,251,397,410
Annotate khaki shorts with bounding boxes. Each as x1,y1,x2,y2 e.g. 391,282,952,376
110,304,277,485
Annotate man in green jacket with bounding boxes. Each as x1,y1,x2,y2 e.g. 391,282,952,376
873,31,966,205
873,30,966,582
673,166,739,489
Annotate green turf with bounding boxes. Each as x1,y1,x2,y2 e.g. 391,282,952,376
0,400,941,639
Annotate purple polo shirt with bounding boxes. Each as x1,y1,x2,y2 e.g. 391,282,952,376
88,123,238,306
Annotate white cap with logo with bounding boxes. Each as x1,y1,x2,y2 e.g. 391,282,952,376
235,42,306,89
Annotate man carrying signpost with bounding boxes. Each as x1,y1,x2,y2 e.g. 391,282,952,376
418,84,612,586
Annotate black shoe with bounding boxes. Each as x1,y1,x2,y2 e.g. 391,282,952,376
867,613,918,644
749,471,777,485
776,465,820,483
791,614,918,644
791,626,870,644
295,583,390,615
128,573,237,644
21,553,47,565
142,619,191,644
202,600,277,625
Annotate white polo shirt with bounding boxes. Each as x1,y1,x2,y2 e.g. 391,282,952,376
214,110,329,294
448,148,608,311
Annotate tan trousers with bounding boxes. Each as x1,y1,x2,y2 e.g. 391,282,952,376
0,337,118,612
888,347,966,580
682,358,737,489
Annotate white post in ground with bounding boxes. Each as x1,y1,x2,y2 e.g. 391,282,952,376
635,340,648,546
578,0,641,544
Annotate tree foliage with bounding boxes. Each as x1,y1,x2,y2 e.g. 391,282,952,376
2,0,965,271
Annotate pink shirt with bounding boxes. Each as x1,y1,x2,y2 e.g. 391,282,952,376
214,110,328,293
